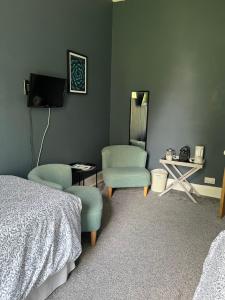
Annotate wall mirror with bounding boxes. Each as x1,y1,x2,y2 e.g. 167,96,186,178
129,91,149,150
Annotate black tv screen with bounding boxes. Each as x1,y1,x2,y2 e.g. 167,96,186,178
28,74,65,108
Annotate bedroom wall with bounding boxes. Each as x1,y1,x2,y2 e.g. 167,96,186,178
110,0,225,186
0,0,112,177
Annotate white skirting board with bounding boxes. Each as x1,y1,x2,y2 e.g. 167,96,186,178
85,171,221,199
166,178,221,199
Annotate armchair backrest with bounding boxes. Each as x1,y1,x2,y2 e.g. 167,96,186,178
102,145,147,169
28,164,72,189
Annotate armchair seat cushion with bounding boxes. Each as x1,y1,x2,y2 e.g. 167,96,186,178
103,167,150,188
66,186,103,232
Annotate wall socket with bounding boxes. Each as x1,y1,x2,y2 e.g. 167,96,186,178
204,177,216,185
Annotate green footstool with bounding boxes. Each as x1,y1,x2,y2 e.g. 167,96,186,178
66,186,103,246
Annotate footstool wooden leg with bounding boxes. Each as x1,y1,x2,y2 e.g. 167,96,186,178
219,169,225,218
108,187,113,198
91,231,97,247
144,186,148,197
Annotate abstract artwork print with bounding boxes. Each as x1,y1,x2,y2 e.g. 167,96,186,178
67,50,87,94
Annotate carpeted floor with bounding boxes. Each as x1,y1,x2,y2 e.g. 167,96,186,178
48,188,225,300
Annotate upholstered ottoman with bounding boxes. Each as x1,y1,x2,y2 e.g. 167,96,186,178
66,186,103,246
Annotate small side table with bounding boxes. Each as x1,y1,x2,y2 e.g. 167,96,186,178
159,159,204,203
70,163,97,187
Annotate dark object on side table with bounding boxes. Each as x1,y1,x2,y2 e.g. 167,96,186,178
179,145,190,162
70,162,97,187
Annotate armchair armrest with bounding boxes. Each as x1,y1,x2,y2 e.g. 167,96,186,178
28,174,63,190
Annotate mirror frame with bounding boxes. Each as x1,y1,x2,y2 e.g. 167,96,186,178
129,91,150,150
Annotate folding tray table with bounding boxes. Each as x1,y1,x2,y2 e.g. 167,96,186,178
159,158,204,203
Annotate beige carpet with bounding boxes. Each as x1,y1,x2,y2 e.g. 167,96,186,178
48,188,225,300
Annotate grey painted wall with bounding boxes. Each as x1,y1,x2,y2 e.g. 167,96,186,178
110,0,225,186
0,0,112,177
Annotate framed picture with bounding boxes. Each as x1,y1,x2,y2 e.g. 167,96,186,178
67,50,87,94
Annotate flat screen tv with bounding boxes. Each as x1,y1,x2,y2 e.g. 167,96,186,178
28,74,66,108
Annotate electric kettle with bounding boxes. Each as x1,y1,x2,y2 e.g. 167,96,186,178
194,145,204,164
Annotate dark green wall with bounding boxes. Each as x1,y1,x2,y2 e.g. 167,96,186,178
110,0,225,186
0,0,112,177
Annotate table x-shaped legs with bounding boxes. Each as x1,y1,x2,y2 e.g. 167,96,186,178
159,162,201,203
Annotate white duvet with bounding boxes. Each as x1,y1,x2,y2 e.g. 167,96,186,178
0,176,82,300
193,230,225,300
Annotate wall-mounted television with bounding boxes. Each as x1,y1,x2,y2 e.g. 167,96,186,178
27,73,66,108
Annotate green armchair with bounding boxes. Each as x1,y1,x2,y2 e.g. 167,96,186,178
102,145,150,198
28,164,103,246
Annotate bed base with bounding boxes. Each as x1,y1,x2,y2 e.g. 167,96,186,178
26,261,75,300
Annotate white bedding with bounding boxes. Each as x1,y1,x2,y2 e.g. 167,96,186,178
0,176,82,300
193,230,225,299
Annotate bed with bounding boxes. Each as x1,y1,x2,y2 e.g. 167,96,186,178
0,175,82,300
193,230,225,299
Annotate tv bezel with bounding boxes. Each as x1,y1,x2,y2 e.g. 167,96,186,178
27,73,66,108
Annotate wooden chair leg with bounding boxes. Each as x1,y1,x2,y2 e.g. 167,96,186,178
91,231,97,247
144,186,149,197
219,169,225,218
108,187,113,198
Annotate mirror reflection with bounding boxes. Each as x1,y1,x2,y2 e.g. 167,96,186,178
129,91,149,150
